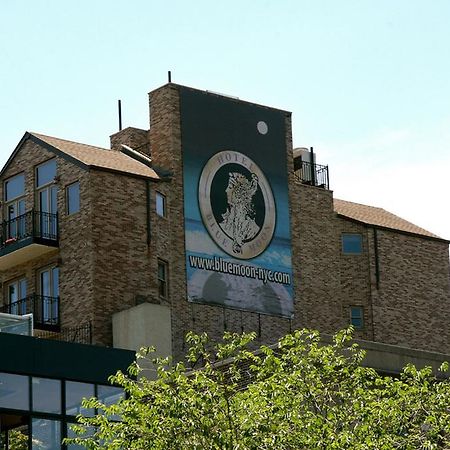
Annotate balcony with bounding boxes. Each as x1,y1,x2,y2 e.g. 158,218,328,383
294,161,330,190
36,322,92,345
0,210,59,270
0,294,59,331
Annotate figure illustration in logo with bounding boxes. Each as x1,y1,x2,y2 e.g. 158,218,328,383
198,150,276,260
219,172,260,254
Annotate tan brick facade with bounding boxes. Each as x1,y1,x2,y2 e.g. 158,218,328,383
1,83,449,358
145,84,450,358
0,140,95,333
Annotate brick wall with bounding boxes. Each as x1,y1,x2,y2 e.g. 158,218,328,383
110,127,150,156
372,230,450,351
89,170,153,345
335,219,374,340
147,83,450,358
291,181,346,335
2,88,449,357
332,217,450,352
0,139,95,331
149,84,191,359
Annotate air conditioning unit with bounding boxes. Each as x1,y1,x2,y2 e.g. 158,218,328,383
293,147,316,183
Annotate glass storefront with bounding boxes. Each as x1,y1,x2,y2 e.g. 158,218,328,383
31,419,60,450
0,373,29,411
32,378,61,415
65,382,94,418
0,372,123,449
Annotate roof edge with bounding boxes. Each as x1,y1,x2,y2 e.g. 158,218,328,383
336,213,449,244
0,132,32,178
88,165,162,181
29,133,91,171
149,82,292,115
0,132,91,179
1,132,161,181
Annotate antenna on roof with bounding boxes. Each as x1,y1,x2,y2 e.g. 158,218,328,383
168,70,172,83
118,100,122,131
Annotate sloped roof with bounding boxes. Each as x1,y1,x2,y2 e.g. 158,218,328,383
334,198,444,241
29,132,160,180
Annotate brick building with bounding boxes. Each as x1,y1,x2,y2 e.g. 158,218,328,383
1,82,449,448
1,82,449,362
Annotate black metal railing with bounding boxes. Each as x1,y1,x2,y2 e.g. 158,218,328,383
36,322,92,345
294,161,329,190
0,210,58,249
0,294,59,329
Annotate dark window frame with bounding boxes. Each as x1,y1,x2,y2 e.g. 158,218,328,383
35,159,57,189
350,306,364,329
4,172,25,202
5,275,28,315
66,181,80,216
341,233,363,255
155,191,166,218
157,259,168,299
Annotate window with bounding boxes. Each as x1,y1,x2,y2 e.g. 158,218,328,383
32,377,61,414
158,260,168,298
5,173,25,202
66,182,80,215
342,233,363,254
5,173,26,240
32,418,61,450
65,381,95,417
97,385,125,420
350,306,364,329
156,191,166,217
0,372,29,410
97,385,125,407
66,424,94,450
36,159,58,239
36,159,56,188
7,277,27,315
38,266,59,325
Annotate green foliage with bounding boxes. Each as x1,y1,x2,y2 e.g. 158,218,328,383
67,328,450,449
8,429,28,450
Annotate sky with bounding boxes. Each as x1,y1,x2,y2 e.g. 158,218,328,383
1,0,449,239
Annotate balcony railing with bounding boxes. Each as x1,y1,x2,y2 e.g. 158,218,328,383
36,322,92,345
0,210,58,249
0,294,59,330
294,161,330,190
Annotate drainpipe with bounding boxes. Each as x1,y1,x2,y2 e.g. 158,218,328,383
146,181,151,245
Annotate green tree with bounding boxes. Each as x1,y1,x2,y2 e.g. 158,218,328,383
68,329,450,449
7,429,28,450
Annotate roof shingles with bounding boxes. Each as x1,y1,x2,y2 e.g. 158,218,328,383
334,198,442,240
31,133,159,180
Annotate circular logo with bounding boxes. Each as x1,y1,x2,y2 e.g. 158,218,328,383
198,150,276,260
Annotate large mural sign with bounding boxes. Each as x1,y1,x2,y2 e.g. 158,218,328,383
180,87,294,318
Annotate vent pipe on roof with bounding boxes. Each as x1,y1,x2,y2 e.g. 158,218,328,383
168,71,172,83
120,144,153,168
118,100,122,131
309,146,315,186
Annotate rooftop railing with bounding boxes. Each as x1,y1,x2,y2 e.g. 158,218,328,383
294,161,330,190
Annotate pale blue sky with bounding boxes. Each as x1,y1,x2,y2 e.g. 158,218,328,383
1,0,449,238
